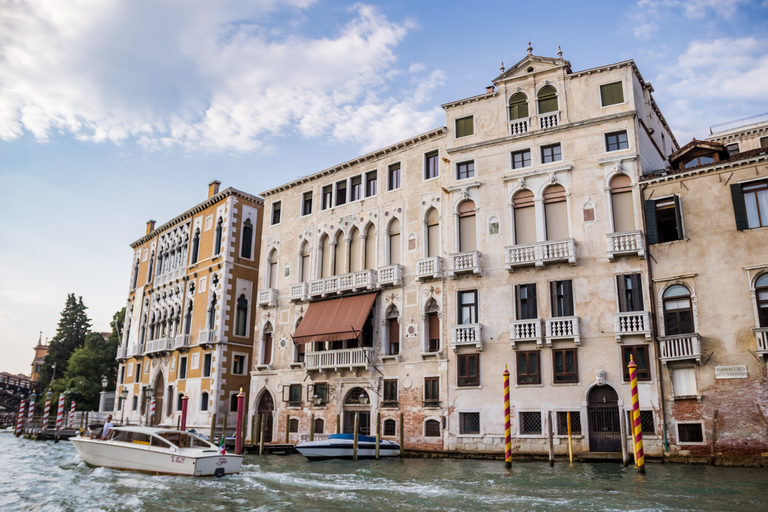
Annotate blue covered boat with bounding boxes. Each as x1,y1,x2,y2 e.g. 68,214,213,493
295,433,400,461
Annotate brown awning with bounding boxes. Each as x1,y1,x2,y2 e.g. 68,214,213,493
292,293,377,345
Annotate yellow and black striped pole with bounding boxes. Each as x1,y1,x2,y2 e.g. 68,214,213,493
504,364,511,468
628,355,646,473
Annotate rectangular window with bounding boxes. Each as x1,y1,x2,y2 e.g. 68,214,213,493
425,150,439,179
322,185,333,210
456,116,474,138
283,383,302,405
203,353,212,378
271,202,281,225
553,349,578,383
428,312,440,352
672,367,697,397
511,149,531,169
459,412,480,434
622,345,651,381
541,143,562,164
557,411,582,435
119,366,125,384
458,290,478,324
517,350,541,385
388,317,400,355
627,410,656,434
425,420,441,437
520,411,542,435
302,191,313,216
456,160,475,180
550,280,574,317
726,143,739,156
365,171,377,197
600,82,624,106
311,383,327,405
646,197,683,244
617,274,644,312
761,136,768,148
457,353,480,386
383,419,396,436
336,181,347,206
515,283,538,320
350,176,362,201
677,422,704,443
424,377,439,405
383,379,398,406
388,163,401,191
179,357,187,379
742,180,768,229
233,354,245,375
605,131,629,152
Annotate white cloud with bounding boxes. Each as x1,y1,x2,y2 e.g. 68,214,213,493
629,0,751,39
0,1,444,152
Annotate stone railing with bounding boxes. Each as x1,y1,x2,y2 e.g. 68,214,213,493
659,333,701,364
145,337,173,355
127,342,143,358
510,319,542,349
545,316,580,346
257,288,278,308
755,327,768,361
198,328,218,345
174,334,190,350
613,311,651,341
451,323,483,351
448,251,482,278
377,264,403,288
305,347,373,371
505,238,576,270
415,256,443,281
539,111,560,129
290,282,309,302
308,270,376,299
155,266,185,288
607,231,645,261
509,118,529,135
115,345,127,360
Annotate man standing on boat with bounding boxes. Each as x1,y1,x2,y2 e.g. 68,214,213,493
101,415,113,440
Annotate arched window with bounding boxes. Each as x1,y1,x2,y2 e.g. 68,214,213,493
334,231,344,275
386,306,400,355
156,252,164,275
364,224,376,270
426,299,440,353
349,227,362,272
177,393,184,411
207,293,217,330
345,387,369,405
262,323,273,365
537,85,558,113
131,261,139,289
241,219,253,259
426,208,440,258
610,174,635,232
166,386,173,416
513,190,536,245
508,92,529,120
214,218,223,256
314,418,324,434
757,274,768,327
458,200,476,252
425,419,441,437
201,391,209,411
388,219,401,265
267,249,278,288
383,419,396,436
300,241,311,283
191,229,200,264
543,185,568,241
184,301,193,335
132,395,138,411
147,252,154,282
320,234,332,278
139,321,146,346
235,294,248,336
663,285,694,335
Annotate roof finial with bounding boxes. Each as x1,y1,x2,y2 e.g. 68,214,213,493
557,45,563,59
500,61,505,73
526,41,533,55
38,331,42,344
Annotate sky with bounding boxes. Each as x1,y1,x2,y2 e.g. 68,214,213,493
1,0,767,375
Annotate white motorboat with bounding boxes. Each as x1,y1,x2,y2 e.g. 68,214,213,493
70,426,243,477
296,433,400,461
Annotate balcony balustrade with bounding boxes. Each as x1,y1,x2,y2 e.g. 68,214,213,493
448,251,482,278
198,328,218,346
415,256,443,281
155,267,185,288
127,343,143,358
544,316,580,346
115,345,127,360
607,231,646,261
145,337,173,355
377,264,403,288
659,333,701,364
755,327,768,361
505,238,576,270
308,270,377,299
451,323,483,351
257,288,278,308
510,319,542,349
509,118,530,136
613,311,652,342
305,347,373,372
539,111,560,129
290,282,309,302
174,334,190,351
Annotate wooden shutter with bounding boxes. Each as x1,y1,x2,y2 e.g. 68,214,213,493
730,183,748,231
563,280,574,316
617,275,627,312
673,195,683,239
428,313,440,340
264,334,272,365
631,274,643,311
550,281,558,316
644,200,658,244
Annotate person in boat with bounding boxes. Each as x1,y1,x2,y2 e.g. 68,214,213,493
100,415,113,440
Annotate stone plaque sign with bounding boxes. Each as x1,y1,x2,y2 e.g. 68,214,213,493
714,365,748,379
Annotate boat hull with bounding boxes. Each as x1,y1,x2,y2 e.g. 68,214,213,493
296,438,401,461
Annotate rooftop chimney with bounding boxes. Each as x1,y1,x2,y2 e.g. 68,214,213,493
146,220,156,234
208,180,221,198
486,85,495,94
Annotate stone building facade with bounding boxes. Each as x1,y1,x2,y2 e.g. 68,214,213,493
115,181,263,430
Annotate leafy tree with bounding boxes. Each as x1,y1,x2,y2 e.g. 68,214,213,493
39,294,92,390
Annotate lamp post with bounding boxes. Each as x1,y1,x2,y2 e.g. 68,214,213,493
99,375,109,412
119,389,128,425
144,386,154,426
359,391,369,405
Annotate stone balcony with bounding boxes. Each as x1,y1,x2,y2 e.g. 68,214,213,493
305,347,373,373
290,282,309,302
613,311,652,342
257,288,278,308
754,327,768,361
198,328,218,346
115,345,127,361
451,323,483,351
505,238,576,270
448,251,482,278
544,316,580,346
659,333,702,364
377,264,403,288
155,266,185,288
509,117,530,136
509,319,542,349
173,334,190,351
539,111,560,129
127,342,143,358
415,256,443,281
607,231,646,261
308,270,376,299
145,336,173,356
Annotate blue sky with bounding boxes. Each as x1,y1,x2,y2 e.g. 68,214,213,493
1,0,767,375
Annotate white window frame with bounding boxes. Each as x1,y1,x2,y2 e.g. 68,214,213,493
517,410,545,438
456,410,481,437
386,162,403,192
300,190,313,217
598,80,627,109
270,201,282,226
423,150,440,182
675,420,707,446
231,351,248,375
454,115,474,139
539,140,564,166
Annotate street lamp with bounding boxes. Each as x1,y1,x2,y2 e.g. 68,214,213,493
144,386,154,426
359,391,369,405
101,375,108,390
119,389,128,425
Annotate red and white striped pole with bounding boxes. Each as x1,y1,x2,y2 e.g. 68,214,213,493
26,395,36,435
149,398,156,427
68,401,76,429
54,395,64,443
42,393,51,432
15,400,26,437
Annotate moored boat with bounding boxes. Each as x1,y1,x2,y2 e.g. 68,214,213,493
296,433,400,461
70,426,242,477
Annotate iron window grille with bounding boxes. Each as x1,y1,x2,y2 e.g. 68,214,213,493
520,411,542,435
460,412,480,435
425,419,441,437
556,411,581,435
289,418,299,433
383,419,397,436
677,422,703,443
626,410,655,434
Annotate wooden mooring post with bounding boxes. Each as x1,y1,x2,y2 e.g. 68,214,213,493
353,412,359,462
547,411,554,467
566,411,574,464
336,414,341,434
249,414,256,447
310,413,315,442
210,413,217,443
285,415,290,444
375,412,381,460
222,413,228,444
259,414,266,455
399,412,404,457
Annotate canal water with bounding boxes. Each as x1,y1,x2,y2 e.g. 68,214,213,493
2,434,768,511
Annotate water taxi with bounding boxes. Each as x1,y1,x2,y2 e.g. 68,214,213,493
296,433,400,461
70,426,242,477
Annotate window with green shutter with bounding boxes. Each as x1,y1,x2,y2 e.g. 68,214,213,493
537,86,558,114
456,116,474,138
508,92,529,120
600,82,624,106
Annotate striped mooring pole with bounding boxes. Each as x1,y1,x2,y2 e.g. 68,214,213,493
503,364,512,468
628,355,646,473
55,395,65,443
68,401,76,429
27,395,36,435
149,398,156,427
42,393,51,432
15,400,26,437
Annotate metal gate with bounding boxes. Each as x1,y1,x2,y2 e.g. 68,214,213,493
587,386,622,452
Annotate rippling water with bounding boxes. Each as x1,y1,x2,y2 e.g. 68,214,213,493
2,432,768,511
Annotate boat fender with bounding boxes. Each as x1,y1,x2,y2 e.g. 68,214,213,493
213,468,225,478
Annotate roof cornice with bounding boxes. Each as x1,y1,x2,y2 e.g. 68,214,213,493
641,151,768,184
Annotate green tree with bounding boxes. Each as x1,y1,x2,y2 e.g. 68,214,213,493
39,294,92,390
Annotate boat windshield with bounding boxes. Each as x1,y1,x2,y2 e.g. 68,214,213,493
112,430,151,446
157,432,213,449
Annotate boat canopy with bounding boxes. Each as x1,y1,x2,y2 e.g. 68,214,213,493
292,293,377,345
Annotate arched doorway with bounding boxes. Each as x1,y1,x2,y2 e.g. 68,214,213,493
257,391,274,443
343,387,371,435
587,385,621,452
153,373,164,427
